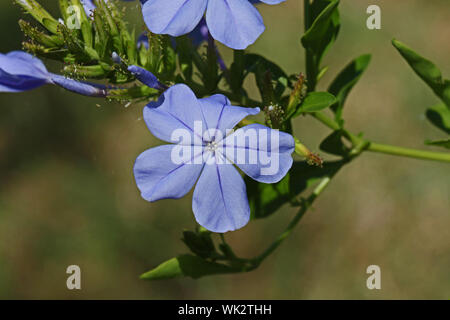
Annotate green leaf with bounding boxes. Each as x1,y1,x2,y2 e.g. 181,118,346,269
244,54,289,102
140,254,238,280
92,5,109,59
248,160,345,219
426,103,450,134
392,39,450,106
19,20,64,48
230,50,246,95
182,230,216,259
59,0,71,23
203,39,221,92
159,37,177,81
328,54,371,121
319,130,350,156
97,0,123,55
124,29,138,65
69,0,93,48
41,18,59,36
15,0,59,34
175,36,194,81
302,0,340,65
84,45,100,60
424,139,450,149
291,92,337,116
443,80,450,107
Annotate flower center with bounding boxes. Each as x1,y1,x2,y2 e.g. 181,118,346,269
205,141,218,153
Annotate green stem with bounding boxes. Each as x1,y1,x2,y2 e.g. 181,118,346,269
312,112,363,146
312,111,450,163
304,0,316,92
312,111,340,130
367,142,450,162
304,0,312,30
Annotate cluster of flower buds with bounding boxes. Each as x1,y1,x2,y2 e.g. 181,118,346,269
264,104,285,129
12,0,175,102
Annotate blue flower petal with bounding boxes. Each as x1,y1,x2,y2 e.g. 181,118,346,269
0,51,48,78
0,69,48,92
144,84,218,145
134,144,205,202
222,123,295,183
192,155,250,233
0,51,50,92
142,0,208,37
258,0,285,4
188,1,264,48
198,94,260,138
206,0,265,50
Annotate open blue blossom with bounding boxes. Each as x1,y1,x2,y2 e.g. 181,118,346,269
0,51,106,97
134,84,294,233
141,0,284,50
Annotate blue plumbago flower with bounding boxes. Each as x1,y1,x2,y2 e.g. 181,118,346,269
141,0,285,50
0,51,106,97
134,84,294,233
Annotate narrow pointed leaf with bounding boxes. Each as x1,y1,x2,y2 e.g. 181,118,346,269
301,0,340,64
244,53,289,101
426,103,450,134
15,0,59,34
140,254,238,280
392,39,450,106
292,91,337,116
328,54,371,120
424,139,450,149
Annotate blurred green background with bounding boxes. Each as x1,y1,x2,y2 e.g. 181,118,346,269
0,0,449,299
